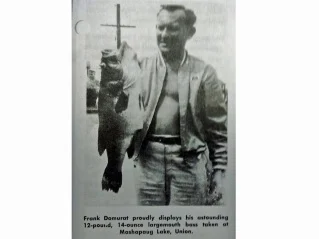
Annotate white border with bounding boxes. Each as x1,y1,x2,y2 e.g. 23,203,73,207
1,0,319,238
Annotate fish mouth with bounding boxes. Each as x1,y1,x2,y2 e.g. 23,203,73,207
101,49,116,55
101,49,118,62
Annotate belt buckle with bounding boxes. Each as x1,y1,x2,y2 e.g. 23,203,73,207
158,138,163,143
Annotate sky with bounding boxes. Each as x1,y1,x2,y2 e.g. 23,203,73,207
82,0,235,86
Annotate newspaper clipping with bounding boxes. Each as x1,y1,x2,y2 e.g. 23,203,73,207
73,0,235,238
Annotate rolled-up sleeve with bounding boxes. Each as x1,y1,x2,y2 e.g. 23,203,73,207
202,66,228,171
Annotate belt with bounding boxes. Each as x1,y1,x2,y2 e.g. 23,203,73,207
146,135,181,145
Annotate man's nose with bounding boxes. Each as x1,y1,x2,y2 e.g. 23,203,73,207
161,28,169,39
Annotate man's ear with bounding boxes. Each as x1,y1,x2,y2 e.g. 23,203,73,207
187,26,196,39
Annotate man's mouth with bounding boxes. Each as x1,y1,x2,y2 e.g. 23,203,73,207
159,42,169,48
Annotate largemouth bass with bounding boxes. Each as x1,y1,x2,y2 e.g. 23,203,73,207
98,42,143,193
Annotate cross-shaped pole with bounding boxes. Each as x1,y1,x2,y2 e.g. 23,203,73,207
101,4,136,49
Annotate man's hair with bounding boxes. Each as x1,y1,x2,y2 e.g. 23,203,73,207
157,5,197,27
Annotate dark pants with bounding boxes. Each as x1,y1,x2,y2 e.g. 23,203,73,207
87,89,98,108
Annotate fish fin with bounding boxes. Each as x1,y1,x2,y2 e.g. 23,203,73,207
127,141,134,159
98,147,105,156
98,127,106,156
102,165,122,193
127,130,141,159
115,91,129,113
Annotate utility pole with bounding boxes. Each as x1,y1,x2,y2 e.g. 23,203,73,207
101,4,136,49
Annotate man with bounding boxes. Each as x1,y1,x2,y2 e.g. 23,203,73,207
125,5,228,206
86,69,100,108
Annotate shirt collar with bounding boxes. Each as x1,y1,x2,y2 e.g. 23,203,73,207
158,49,188,67
180,49,187,66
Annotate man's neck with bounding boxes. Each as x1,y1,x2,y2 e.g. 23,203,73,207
162,49,186,70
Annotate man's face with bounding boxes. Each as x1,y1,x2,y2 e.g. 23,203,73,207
156,9,190,58
89,71,95,80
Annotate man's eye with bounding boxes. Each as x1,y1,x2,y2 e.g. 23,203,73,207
167,26,179,31
157,26,165,31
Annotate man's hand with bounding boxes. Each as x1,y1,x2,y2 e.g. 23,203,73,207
105,80,124,96
207,170,225,205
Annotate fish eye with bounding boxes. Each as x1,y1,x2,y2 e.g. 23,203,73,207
157,25,165,31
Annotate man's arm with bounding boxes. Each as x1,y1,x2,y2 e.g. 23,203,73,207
203,66,228,171
202,66,227,204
